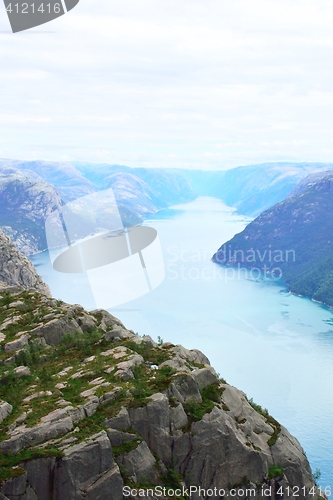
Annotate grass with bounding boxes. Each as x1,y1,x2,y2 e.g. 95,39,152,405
267,465,284,479
247,398,281,446
184,383,223,423
112,439,142,457
0,446,64,482
122,340,170,365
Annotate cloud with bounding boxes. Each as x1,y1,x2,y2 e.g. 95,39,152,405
1,0,333,168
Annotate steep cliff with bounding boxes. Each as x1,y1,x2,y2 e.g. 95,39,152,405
0,284,320,499
0,230,50,296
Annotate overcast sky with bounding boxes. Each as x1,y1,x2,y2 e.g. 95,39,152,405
1,0,333,169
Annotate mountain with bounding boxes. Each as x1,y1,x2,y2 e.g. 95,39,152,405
75,163,197,209
208,162,333,217
212,170,333,306
0,281,319,499
0,168,63,256
0,160,96,203
0,229,50,296
1,159,330,256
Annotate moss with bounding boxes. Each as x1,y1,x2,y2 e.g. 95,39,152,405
112,439,142,457
267,465,284,479
148,366,176,392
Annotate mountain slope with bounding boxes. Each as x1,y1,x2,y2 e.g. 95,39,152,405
0,160,96,203
210,162,332,216
0,229,50,296
0,169,63,255
0,282,319,499
212,171,333,306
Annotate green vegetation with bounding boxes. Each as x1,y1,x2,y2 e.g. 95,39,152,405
267,465,284,479
0,446,64,482
112,439,142,457
247,398,281,446
184,383,223,422
215,178,333,307
122,340,170,365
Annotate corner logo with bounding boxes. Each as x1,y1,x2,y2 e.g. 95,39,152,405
3,0,80,33
45,188,165,309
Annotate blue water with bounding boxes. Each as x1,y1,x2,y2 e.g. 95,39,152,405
30,197,333,487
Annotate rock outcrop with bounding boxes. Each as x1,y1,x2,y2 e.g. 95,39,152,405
0,283,321,499
0,230,50,296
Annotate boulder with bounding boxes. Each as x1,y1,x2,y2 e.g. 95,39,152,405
0,401,12,424
14,366,31,378
4,333,29,352
107,429,138,447
191,367,219,390
103,407,131,431
30,318,82,345
116,442,159,485
168,374,202,404
90,309,125,331
104,326,135,342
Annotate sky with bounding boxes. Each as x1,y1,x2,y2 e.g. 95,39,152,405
1,0,333,169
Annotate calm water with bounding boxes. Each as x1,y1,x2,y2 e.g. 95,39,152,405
30,197,333,487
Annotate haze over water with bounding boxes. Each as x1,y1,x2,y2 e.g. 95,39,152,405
31,197,333,488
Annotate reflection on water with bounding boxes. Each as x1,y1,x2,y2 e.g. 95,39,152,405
30,197,333,486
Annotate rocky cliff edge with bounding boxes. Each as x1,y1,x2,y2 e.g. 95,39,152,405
0,283,320,500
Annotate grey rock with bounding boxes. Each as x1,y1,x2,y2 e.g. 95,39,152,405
169,374,202,404
172,430,192,474
116,441,159,485
107,429,138,447
14,366,31,378
30,317,83,345
0,229,51,295
0,471,28,497
0,401,12,424
56,431,122,500
170,345,210,366
105,326,135,342
76,313,97,332
103,407,131,431
90,309,126,331
129,393,173,464
159,357,191,372
0,417,74,455
184,407,271,489
170,403,188,430
191,367,219,390
83,396,100,417
141,335,157,348
84,465,123,500
4,334,29,352
271,425,314,489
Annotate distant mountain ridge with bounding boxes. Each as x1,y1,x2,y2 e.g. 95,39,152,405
0,158,331,255
212,170,333,306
